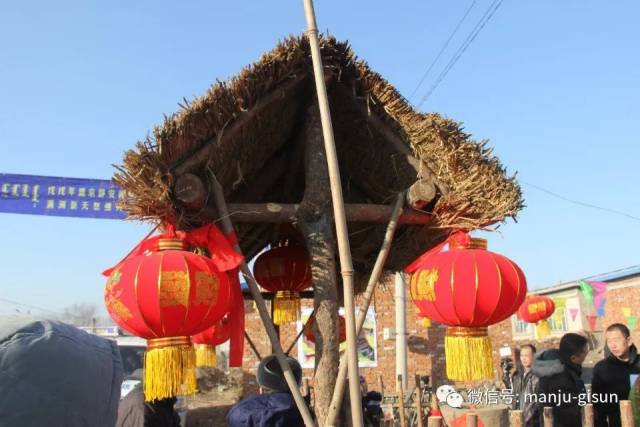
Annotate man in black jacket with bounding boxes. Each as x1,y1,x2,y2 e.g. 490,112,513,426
511,344,540,427
531,333,589,427
592,323,640,427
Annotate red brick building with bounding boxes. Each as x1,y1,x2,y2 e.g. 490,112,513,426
236,266,640,394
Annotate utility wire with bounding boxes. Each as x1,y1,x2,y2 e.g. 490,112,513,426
416,0,505,108
408,0,479,101
522,181,640,222
0,297,59,315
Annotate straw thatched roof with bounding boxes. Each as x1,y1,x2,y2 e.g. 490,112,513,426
114,35,523,280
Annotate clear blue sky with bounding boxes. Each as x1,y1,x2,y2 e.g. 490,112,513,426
1,1,638,315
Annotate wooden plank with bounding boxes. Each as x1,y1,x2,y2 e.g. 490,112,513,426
543,407,553,427
583,403,594,427
620,400,634,427
509,410,523,427
415,374,425,427
466,413,478,427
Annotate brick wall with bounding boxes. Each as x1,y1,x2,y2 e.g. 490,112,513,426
602,276,640,343
239,273,518,395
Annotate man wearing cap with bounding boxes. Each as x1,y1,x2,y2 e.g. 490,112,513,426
227,354,311,427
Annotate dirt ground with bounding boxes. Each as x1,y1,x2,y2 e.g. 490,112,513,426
185,368,245,427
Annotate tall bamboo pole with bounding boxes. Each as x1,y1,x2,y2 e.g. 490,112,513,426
210,176,316,427
325,194,404,425
302,1,363,425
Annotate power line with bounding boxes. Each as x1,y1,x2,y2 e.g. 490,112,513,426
0,297,59,315
408,0,479,101
416,0,505,108
522,181,640,223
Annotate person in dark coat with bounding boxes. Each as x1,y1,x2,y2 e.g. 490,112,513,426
592,323,640,427
227,355,309,427
531,333,589,427
115,366,181,427
0,318,124,427
115,383,181,427
511,344,540,427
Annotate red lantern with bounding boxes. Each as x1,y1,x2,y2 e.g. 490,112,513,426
407,232,527,381
518,295,555,338
192,317,231,367
415,305,432,328
303,314,347,343
253,244,311,325
104,229,239,401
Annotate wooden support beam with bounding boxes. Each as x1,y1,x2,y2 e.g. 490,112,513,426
173,169,433,224
171,74,307,175
242,290,314,301
428,416,443,427
219,202,431,224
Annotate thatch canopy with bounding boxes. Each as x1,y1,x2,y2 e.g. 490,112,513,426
114,35,523,280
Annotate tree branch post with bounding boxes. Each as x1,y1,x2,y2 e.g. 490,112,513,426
302,1,364,425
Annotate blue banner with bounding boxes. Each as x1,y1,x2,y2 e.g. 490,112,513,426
0,173,127,220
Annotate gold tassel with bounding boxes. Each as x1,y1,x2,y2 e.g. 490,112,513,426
536,320,550,339
273,291,300,325
195,344,217,368
144,337,197,402
445,327,493,381
422,317,432,327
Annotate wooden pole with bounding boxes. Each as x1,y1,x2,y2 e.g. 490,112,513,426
325,194,405,425
620,400,634,427
415,374,425,427
378,374,385,397
583,403,594,427
428,416,443,427
509,410,523,427
286,308,316,355
397,375,407,427
209,175,316,427
244,331,262,361
302,1,363,425
543,407,553,427
466,413,478,427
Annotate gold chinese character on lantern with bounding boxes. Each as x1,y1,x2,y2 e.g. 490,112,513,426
159,271,189,307
194,272,220,305
414,268,438,301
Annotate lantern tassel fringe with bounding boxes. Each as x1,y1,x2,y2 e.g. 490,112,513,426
144,345,196,402
195,344,217,368
536,320,550,339
445,334,493,381
273,294,300,325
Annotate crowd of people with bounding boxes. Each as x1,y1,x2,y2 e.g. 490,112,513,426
505,323,640,427
1,318,639,427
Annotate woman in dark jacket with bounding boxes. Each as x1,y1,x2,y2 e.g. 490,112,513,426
531,333,589,427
